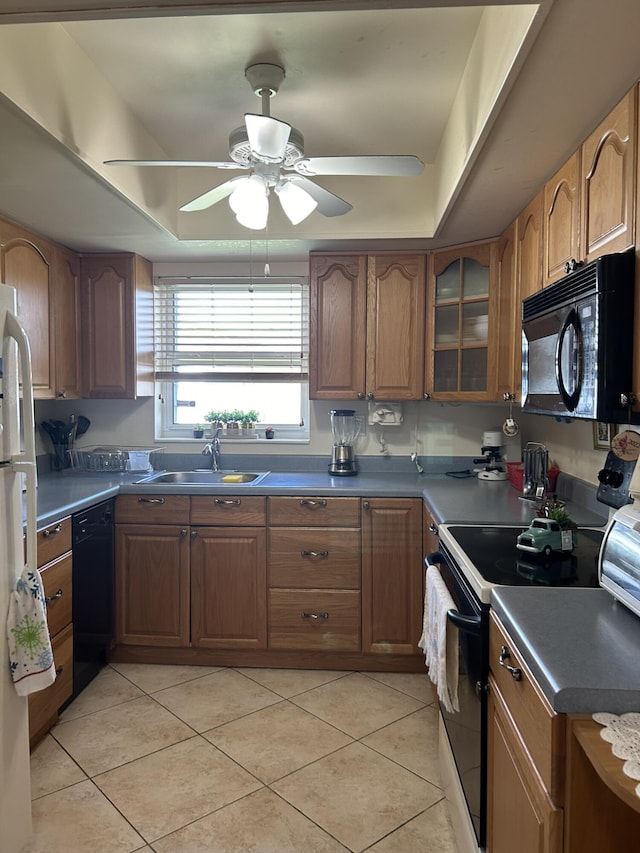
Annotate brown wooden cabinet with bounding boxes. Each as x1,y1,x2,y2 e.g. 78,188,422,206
580,85,637,263
0,217,82,399
494,223,521,401
190,495,267,650
28,517,73,748
543,151,582,287
115,494,267,650
267,496,361,652
425,240,497,400
361,497,422,656
487,613,564,853
309,252,425,401
80,252,154,399
516,190,544,300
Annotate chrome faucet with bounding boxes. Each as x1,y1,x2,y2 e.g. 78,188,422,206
202,429,222,472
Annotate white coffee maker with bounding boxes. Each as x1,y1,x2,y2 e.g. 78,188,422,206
328,409,361,476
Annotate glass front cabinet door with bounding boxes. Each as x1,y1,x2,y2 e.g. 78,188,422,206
425,240,498,401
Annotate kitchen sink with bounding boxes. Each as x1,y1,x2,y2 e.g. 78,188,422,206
134,470,270,486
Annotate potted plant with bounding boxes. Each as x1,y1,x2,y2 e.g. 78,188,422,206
226,408,243,429
264,425,275,439
203,410,224,429
192,423,204,439
241,409,260,430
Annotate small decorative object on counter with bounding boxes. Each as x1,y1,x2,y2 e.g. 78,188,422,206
192,424,204,438
265,426,275,439
516,515,577,557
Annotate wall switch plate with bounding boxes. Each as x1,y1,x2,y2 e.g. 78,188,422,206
367,402,403,426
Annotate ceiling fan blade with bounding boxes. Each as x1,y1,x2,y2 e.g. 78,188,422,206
245,114,291,163
292,155,424,177
179,177,245,212
105,159,244,169
287,176,352,218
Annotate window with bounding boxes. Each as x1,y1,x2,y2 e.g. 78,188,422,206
154,276,309,440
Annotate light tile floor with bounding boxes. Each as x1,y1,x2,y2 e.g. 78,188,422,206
26,664,459,853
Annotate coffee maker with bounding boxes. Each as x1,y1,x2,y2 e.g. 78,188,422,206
328,409,361,476
474,430,508,481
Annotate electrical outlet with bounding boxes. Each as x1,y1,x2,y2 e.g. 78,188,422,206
367,402,403,426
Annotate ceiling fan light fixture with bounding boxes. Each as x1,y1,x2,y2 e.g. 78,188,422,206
229,175,269,230
275,180,318,224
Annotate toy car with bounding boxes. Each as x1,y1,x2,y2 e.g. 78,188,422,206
516,518,576,557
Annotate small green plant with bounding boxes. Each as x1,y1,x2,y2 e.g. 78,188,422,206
203,410,223,424
241,409,260,425
547,506,577,528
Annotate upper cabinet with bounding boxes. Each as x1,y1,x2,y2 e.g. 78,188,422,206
495,223,521,402
580,85,637,263
425,240,496,401
81,253,154,399
309,253,425,400
516,190,544,300
543,151,582,287
0,218,82,399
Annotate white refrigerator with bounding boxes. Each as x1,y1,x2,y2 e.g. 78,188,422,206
1,282,38,852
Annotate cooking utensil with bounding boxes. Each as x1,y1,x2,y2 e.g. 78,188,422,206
75,415,91,439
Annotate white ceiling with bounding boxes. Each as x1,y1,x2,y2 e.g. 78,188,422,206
0,0,638,262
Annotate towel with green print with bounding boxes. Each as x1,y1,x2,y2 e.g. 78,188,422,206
7,565,56,696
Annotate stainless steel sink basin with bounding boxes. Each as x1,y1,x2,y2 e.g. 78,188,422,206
135,470,270,486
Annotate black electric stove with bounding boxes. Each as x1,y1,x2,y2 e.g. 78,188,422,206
445,524,603,589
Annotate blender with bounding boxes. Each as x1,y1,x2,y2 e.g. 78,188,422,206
328,409,361,476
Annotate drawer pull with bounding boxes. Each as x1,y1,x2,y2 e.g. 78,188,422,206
499,645,522,681
44,588,63,603
299,499,327,508
42,524,62,538
302,611,329,620
137,497,165,504
214,498,242,506
301,550,329,558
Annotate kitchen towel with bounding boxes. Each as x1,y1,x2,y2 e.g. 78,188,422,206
419,564,459,713
6,565,56,696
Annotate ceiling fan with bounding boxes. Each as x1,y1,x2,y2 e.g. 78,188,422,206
105,63,424,230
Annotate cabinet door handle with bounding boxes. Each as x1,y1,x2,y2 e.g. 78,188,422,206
301,612,329,620
214,498,241,506
44,588,63,603
190,530,197,539
367,392,374,400
363,501,370,510
301,550,329,558
42,524,62,537
55,665,64,675
429,523,438,535
499,645,522,681
180,529,188,537
299,499,327,507
137,497,165,504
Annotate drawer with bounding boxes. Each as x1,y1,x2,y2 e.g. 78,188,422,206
40,552,72,638
191,495,266,526
37,517,71,567
490,613,565,802
269,528,361,589
268,496,360,527
28,622,73,745
269,589,360,651
115,494,190,525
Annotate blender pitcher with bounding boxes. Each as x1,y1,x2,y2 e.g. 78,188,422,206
329,409,361,476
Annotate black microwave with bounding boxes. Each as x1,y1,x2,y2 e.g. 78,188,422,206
521,251,637,422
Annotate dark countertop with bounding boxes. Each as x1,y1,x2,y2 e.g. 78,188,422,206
33,466,608,529
492,587,640,714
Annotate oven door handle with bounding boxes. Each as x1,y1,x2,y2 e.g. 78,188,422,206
446,608,482,635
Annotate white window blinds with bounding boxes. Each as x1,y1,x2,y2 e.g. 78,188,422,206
154,277,309,382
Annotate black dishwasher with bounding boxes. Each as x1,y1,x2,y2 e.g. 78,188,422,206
67,498,115,704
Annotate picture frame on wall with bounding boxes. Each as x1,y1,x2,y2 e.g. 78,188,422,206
593,421,615,450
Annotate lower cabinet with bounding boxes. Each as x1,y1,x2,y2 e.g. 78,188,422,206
28,517,73,748
361,498,423,655
113,493,423,670
487,613,564,853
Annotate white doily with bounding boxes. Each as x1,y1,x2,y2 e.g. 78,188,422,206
593,712,640,796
